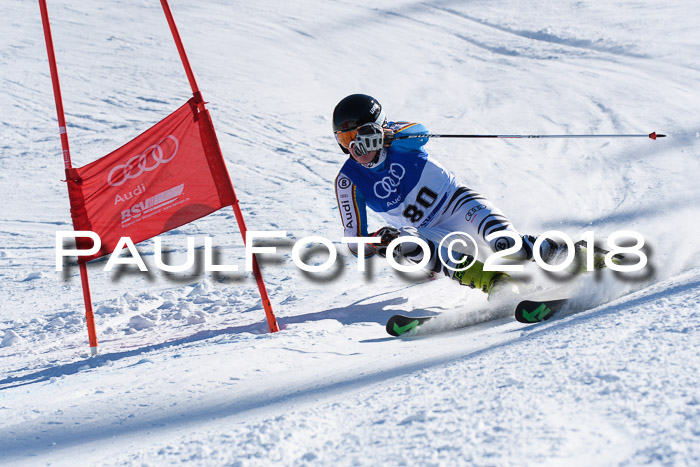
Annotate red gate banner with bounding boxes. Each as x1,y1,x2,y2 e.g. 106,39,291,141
66,97,235,261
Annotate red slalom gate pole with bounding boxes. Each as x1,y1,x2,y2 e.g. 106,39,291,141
39,0,99,355
160,0,279,333
228,203,280,334
159,0,201,103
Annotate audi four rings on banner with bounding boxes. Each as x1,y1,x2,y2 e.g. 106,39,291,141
107,135,179,187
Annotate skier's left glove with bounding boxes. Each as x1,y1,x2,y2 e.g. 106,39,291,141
372,226,401,258
350,123,384,157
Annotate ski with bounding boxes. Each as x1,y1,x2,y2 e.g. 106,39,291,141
385,314,434,336
385,240,622,336
386,298,571,336
514,298,569,323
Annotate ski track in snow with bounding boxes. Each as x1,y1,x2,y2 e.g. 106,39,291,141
1,0,700,465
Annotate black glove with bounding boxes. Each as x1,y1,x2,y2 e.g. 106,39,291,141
372,226,400,258
350,123,384,156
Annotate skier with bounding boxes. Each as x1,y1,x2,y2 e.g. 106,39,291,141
332,93,562,294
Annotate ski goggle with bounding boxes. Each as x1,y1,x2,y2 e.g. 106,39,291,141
334,128,359,149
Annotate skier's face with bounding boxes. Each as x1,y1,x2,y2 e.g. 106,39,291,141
349,145,378,166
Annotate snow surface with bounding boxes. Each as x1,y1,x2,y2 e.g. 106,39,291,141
2,0,700,465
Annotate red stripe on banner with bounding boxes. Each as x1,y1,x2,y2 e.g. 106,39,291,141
197,107,237,207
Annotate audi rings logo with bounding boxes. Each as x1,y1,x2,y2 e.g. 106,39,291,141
107,135,179,187
374,163,405,199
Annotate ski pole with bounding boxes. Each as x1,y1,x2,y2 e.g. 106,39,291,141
394,132,665,140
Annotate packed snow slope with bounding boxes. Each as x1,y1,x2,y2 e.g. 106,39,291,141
2,0,700,465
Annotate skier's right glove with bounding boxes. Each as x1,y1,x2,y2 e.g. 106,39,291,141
372,226,401,258
350,123,384,157
383,128,395,147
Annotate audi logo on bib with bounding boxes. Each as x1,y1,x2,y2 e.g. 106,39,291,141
107,135,179,187
374,163,405,199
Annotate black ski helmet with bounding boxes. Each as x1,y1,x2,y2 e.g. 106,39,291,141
333,94,386,154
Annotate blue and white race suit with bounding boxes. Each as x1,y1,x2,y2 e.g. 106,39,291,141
335,121,533,273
